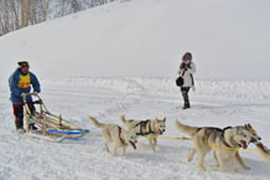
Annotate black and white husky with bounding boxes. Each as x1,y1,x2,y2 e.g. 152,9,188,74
175,120,252,172
121,114,166,152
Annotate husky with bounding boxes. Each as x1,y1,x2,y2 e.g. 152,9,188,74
256,142,270,163
175,120,251,172
121,114,166,152
175,121,261,170
89,116,137,156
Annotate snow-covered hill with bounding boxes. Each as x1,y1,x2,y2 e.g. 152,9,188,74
0,0,270,80
0,0,270,180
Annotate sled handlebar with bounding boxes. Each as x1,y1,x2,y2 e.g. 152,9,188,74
22,92,41,103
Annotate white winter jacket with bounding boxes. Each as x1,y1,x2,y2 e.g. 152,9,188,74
177,61,196,88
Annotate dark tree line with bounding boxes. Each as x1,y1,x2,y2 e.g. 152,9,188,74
0,0,117,36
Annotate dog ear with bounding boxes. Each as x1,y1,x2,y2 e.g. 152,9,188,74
244,124,248,130
163,117,166,122
247,123,252,129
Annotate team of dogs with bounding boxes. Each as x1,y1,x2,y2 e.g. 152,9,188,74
89,115,270,172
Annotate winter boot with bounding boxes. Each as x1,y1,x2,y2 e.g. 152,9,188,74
183,103,190,110
15,118,25,131
181,88,191,109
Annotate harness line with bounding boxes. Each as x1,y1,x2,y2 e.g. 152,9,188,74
83,132,258,152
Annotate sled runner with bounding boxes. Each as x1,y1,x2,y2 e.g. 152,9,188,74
22,92,89,142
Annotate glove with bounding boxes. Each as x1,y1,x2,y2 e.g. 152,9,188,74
180,63,187,69
21,93,27,97
32,92,39,96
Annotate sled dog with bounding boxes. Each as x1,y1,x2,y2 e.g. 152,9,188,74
256,142,270,163
121,114,166,152
175,121,261,170
175,120,252,172
89,116,137,156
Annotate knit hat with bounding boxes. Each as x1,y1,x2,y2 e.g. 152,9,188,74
17,61,29,69
182,52,192,61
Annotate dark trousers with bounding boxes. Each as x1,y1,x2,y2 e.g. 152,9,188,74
181,87,190,107
12,102,35,129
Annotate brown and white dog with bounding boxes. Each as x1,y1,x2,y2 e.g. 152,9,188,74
121,114,166,152
256,142,270,163
89,116,137,156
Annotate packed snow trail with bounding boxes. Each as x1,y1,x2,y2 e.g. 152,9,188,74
0,77,270,180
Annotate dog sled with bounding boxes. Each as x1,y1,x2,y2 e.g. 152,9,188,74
21,92,89,142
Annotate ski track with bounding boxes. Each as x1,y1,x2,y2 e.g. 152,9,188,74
0,77,270,180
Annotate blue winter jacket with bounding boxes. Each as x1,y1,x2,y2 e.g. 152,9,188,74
9,69,41,104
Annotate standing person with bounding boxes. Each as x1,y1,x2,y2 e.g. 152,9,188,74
177,52,196,109
8,61,41,131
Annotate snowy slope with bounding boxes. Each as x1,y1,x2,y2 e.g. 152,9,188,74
0,0,270,80
0,77,270,180
1,0,270,180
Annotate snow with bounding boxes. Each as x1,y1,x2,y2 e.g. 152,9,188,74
0,77,270,180
0,0,270,80
0,0,270,179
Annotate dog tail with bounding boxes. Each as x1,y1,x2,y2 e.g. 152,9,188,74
175,120,200,137
121,114,128,124
89,116,105,128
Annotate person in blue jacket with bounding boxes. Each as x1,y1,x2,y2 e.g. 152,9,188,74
9,61,41,131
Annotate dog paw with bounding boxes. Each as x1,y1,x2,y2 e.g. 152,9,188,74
200,167,207,172
243,166,251,170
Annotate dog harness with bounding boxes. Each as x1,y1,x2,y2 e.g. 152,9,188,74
118,126,127,146
219,126,233,148
134,120,155,136
221,126,241,148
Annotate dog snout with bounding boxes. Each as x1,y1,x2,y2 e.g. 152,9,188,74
258,137,261,141
163,129,165,132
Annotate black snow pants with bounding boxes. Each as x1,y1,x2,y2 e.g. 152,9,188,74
181,87,190,108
